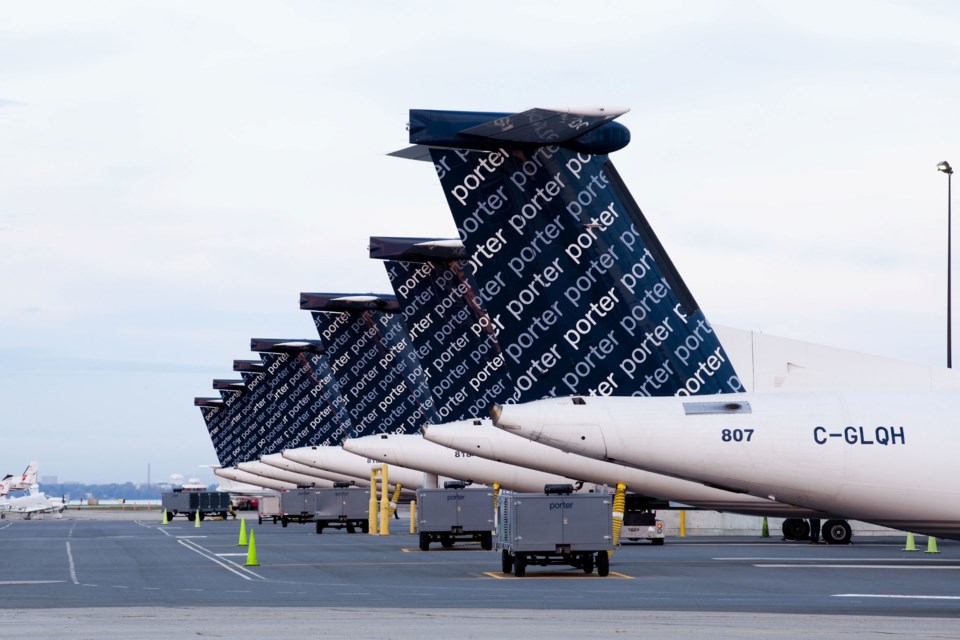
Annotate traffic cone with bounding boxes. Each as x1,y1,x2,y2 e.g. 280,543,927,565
925,536,940,554
761,517,769,538
902,532,918,551
245,529,259,566
161,509,169,525
194,510,201,528
237,518,248,546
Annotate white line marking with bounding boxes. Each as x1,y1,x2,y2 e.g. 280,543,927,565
66,541,79,584
835,594,960,600
177,539,264,581
217,553,249,557
756,564,960,569
0,580,66,585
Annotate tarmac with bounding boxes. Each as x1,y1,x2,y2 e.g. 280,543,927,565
1,508,958,639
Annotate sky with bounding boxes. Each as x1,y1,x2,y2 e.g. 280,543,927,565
2,1,958,484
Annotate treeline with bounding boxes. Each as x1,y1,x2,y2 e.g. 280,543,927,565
38,482,217,501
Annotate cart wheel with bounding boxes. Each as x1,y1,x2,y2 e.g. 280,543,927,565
596,551,610,577
419,532,430,551
501,550,513,574
514,553,526,577
480,532,493,551
199,512,205,521
316,521,323,534
346,523,356,534
361,521,369,534
651,538,665,546
582,553,594,574
258,516,262,525
281,516,288,528
440,536,454,548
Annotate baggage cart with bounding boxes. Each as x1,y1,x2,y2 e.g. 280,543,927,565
416,481,494,550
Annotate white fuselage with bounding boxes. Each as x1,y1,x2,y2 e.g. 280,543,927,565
214,467,297,491
259,452,371,487
493,391,960,539
282,445,426,489
236,461,337,488
342,433,581,493
424,418,819,517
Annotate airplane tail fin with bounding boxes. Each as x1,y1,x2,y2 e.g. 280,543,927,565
21,462,38,487
406,107,741,400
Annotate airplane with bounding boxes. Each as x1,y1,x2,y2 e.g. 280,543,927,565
281,446,430,490
489,390,960,541
386,106,960,544
0,490,65,520
0,462,39,496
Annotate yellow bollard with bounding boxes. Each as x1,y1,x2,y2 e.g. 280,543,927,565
925,536,940,554
903,532,918,551
410,500,417,535
237,517,248,546
194,510,201,528
761,517,769,538
679,509,686,537
389,483,402,518
161,508,169,525
368,467,379,536
245,528,259,566
609,483,627,559
379,464,390,535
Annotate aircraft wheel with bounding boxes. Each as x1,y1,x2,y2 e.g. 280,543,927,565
596,551,610,577
501,550,513,573
419,532,430,551
822,519,852,545
514,553,526,577
781,518,810,540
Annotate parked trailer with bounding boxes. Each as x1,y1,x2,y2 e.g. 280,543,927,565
417,481,494,550
162,490,231,521
314,483,370,534
258,494,281,525
498,485,613,577
280,488,320,527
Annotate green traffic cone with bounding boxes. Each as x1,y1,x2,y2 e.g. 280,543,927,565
761,517,769,538
925,536,940,554
161,508,169,525
194,510,201,528
245,528,260,566
902,532,918,552
237,518,248,546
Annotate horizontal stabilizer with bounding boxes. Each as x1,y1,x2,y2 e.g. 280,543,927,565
460,107,628,144
369,236,465,261
249,338,324,354
300,292,401,313
212,379,245,391
406,107,630,154
194,397,224,407
233,359,266,372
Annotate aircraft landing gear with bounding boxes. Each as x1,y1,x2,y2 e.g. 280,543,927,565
821,519,852,544
781,518,810,540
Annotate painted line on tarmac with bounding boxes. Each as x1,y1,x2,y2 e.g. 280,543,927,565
66,541,79,584
178,538,265,581
0,580,66,585
715,557,959,562
835,594,960,600
484,572,633,580
755,564,960,569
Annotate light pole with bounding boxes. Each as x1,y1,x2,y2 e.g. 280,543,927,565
938,160,953,368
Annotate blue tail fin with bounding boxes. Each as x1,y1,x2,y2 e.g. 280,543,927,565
404,108,741,399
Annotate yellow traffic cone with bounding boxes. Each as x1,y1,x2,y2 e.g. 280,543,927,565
194,510,201,528
902,532,918,551
237,518,248,546
761,517,769,538
161,509,169,525
245,529,259,566
925,536,940,554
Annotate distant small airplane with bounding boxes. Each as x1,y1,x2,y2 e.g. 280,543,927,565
0,490,65,520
